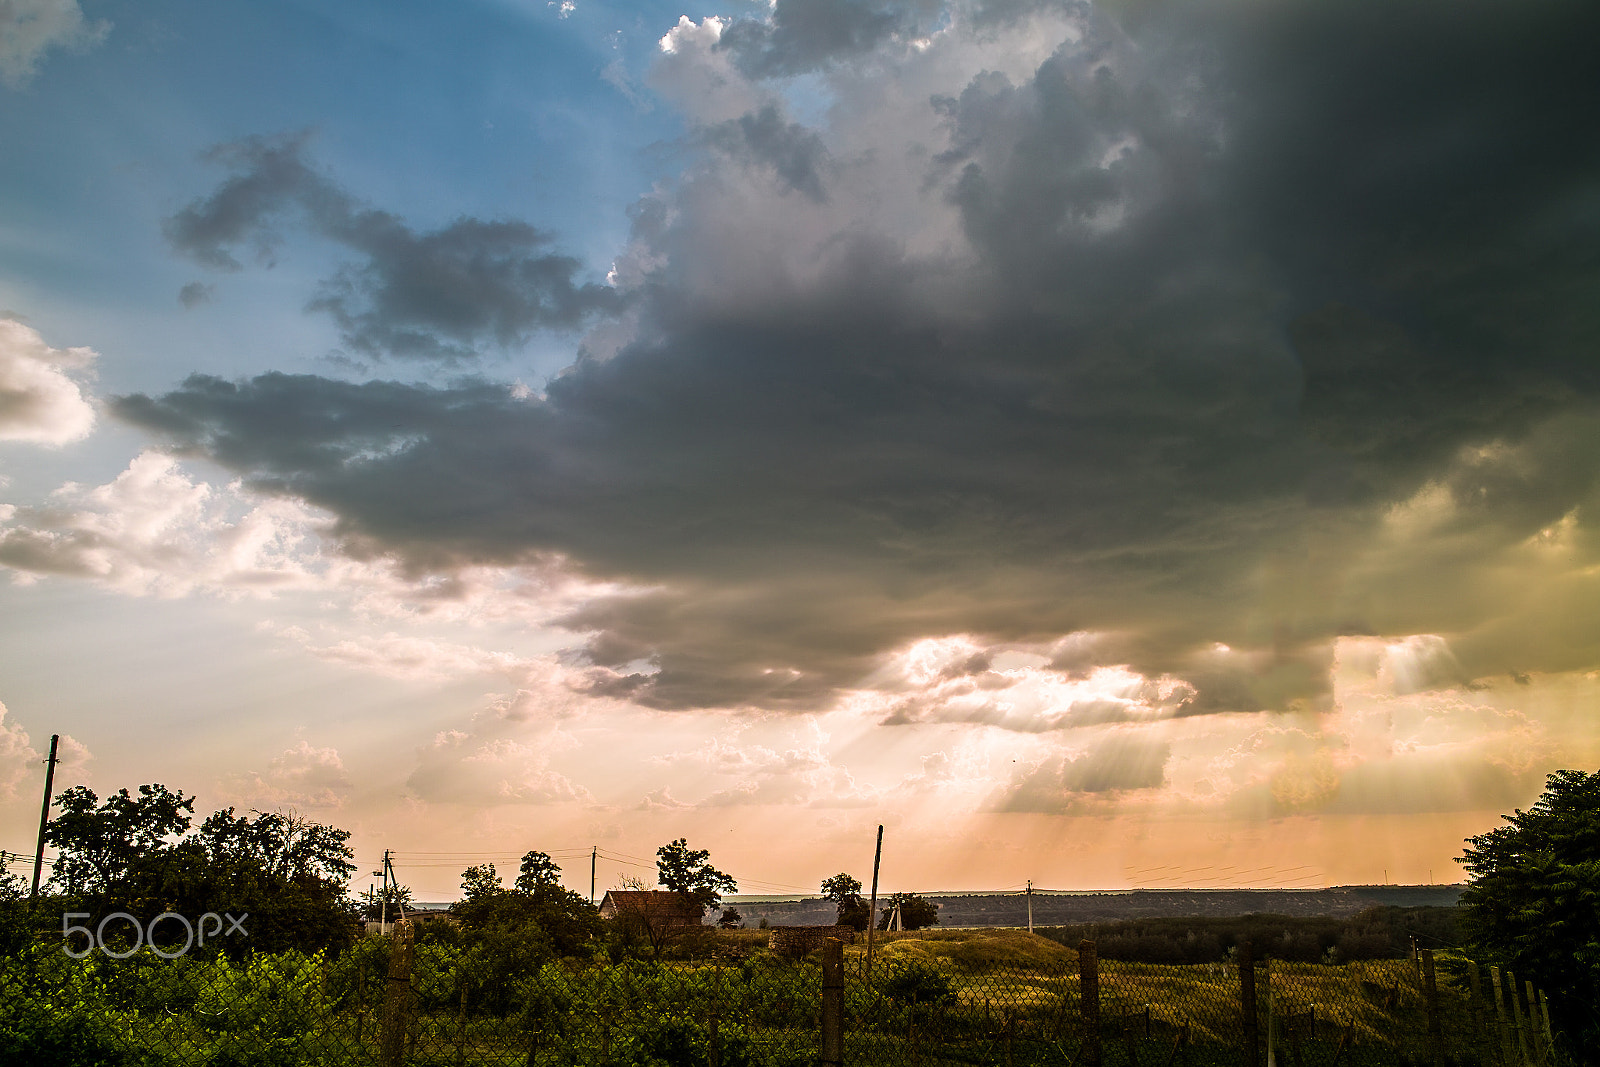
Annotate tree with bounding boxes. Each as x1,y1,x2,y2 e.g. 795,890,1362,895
44,784,194,895
1458,769,1600,1054
717,906,743,929
44,786,360,954
877,891,939,931
514,850,562,896
821,872,871,931
461,863,502,903
452,852,601,960
656,838,737,916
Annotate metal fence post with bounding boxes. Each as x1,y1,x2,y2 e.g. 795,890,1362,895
1239,940,1259,1067
378,920,415,1067
1080,939,1101,1067
821,937,844,1067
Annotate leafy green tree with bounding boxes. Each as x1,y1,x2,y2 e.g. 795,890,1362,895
460,863,502,902
452,852,600,958
1458,769,1600,1054
877,891,939,931
656,838,737,916
514,850,562,895
821,872,871,931
44,784,194,895
44,786,359,954
717,906,743,929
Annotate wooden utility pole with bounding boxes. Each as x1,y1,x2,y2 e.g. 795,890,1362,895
866,824,884,975
1025,880,1034,934
591,845,597,904
30,734,59,899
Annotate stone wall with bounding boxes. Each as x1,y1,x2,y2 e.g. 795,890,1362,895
767,925,857,957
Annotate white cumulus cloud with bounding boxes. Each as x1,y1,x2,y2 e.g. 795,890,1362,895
0,319,95,444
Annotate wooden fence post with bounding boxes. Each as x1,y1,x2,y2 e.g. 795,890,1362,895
1490,965,1512,1064
1539,989,1556,1064
821,937,844,1067
455,973,469,1067
1421,949,1441,1067
1524,981,1543,1064
1466,959,1484,1045
1080,939,1101,1067
1507,970,1532,1066
378,920,415,1067
1239,940,1259,1067
1264,960,1275,1067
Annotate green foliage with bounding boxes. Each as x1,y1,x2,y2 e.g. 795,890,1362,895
608,1014,754,1067
459,863,502,902
821,873,870,931
43,786,358,956
1458,768,1600,1051
514,850,562,894
717,907,743,929
820,873,861,904
879,959,956,1006
877,892,938,931
45,785,195,897
656,838,737,915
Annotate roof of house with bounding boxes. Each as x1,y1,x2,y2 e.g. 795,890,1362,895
599,890,703,919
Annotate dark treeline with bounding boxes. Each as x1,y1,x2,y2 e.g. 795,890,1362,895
1036,906,1462,964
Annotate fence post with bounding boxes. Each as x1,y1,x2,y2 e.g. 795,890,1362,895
1466,959,1484,1047
1264,960,1275,1067
1490,965,1512,1064
821,937,844,1067
1538,989,1555,1064
456,972,469,1067
1421,949,1441,1067
1080,939,1101,1067
1508,970,1533,1066
378,920,415,1067
1524,981,1543,1064
1239,940,1259,1067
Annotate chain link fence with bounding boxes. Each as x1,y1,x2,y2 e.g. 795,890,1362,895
0,922,1565,1066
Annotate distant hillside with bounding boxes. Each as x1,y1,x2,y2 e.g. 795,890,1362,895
724,885,1462,929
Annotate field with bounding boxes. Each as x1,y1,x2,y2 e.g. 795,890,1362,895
0,928,1536,1066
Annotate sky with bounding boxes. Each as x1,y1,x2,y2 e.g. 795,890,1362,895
2,0,1598,902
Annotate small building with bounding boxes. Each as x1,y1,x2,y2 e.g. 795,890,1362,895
598,890,704,927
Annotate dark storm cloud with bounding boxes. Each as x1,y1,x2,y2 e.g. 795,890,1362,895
125,0,1600,710
164,133,620,361
717,0,940,78
703,105,832,203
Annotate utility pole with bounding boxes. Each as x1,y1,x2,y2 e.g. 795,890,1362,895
591,845,597,905
374,849,395,929
866,825,884,975
1026,879,1034,934
31,734,59,899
